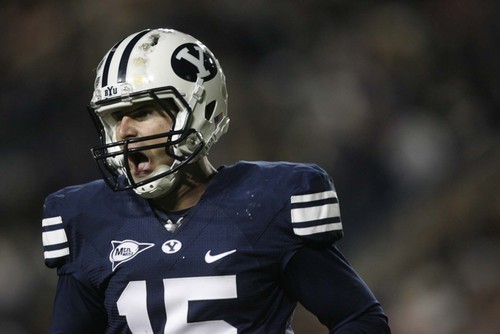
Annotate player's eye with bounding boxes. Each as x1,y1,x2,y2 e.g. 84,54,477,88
111,109,155,123
129,109,156,121
111,111,125,122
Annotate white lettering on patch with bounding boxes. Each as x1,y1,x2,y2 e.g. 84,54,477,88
110,240,154,271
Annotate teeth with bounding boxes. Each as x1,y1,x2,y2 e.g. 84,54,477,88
137,161,150,173
128,152,151,175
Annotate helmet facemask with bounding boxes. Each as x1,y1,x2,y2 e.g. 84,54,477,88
89,87,205,198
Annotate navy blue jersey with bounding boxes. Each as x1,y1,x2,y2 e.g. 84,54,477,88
42,161,389,333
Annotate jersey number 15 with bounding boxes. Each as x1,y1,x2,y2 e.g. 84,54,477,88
117,275,237,333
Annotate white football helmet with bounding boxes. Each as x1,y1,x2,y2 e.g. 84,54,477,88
88,28,229,198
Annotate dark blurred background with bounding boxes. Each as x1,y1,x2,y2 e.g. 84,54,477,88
0,1,498,333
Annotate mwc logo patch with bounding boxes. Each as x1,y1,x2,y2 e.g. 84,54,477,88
109,239,154,271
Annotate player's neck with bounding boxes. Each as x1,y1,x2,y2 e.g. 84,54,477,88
151,157,217,212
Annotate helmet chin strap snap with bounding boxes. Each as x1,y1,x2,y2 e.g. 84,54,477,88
134,164,180,199
188,77,205,110
172,77,205,160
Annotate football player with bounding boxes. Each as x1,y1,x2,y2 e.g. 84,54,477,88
42,28,390,333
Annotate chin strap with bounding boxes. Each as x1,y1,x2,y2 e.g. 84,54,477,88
173,77,206,159
188,77,205,110
133,163,180,199
173,77,205,135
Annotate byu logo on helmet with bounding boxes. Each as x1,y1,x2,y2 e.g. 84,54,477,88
104,85,118,97
171,43,217,82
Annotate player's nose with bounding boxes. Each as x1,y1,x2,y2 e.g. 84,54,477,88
116,116,138,140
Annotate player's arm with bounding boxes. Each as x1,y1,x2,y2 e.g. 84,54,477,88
281,245,390,334
42,194,107,333
280,164,390,332
49,267,107,333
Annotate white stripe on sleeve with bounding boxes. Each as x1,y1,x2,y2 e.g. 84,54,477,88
44,248,70,260
291,202,340,223
42,229,68,247
293,222,343,236
290,190,337,204
42,216,63,227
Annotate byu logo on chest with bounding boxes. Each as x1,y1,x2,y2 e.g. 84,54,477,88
162,239,182,254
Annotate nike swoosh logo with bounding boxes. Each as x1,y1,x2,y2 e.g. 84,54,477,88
204,249,237,263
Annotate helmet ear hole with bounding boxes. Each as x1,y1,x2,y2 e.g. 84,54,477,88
204,100,216,121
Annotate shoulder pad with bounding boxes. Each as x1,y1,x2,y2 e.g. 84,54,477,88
41,180,110,269
287,163,344,245
227,161,344,244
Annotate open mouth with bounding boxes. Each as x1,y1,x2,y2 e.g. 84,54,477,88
127,151,152,176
